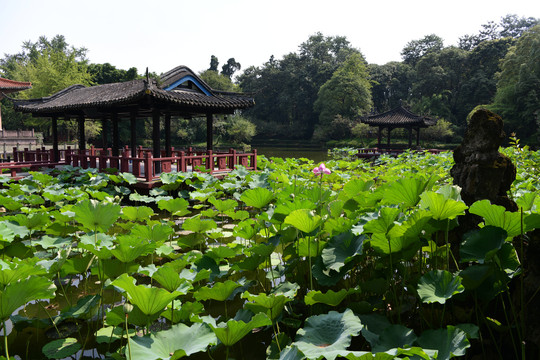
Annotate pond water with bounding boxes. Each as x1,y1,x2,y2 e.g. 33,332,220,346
251,144,330,163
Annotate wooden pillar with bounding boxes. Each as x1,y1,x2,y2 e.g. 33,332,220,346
206,113,213,151
152,109,161,173
165,112,171,157
78,115,86,151
377,127,382,148
130,111,137,157
52,116,59,162
387,128,392,148
101,117,108,149
408,127,413,148
416,128,421,147
112,113,119,157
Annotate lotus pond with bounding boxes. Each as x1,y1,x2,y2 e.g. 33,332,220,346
1,147,540,360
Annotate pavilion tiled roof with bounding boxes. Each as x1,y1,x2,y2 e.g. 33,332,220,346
10,66,254,116
0,77,32,95
362,106,437,128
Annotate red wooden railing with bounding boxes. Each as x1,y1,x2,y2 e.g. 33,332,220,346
2,146,257,180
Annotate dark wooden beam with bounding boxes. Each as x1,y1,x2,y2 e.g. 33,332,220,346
377,127,382,148
165,112,171,157
52,116,59,161
206,113,213,151
130,111,137,157
78,114,85,152
101,117,108,149
152,109,161,174
112,113,119,157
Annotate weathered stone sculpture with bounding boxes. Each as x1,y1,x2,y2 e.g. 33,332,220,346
451,109,517,212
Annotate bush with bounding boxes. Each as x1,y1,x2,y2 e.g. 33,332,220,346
421,119,454,141
224,115,257,144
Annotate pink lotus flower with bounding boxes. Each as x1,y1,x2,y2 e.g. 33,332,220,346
313,163,331,175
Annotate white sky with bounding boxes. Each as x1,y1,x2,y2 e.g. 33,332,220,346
1,0,538,77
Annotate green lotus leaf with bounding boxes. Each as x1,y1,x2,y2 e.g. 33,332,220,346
110,235,156,263
111,274,181,316
158,197,191,217
209,197,238,213
343,179,373,198
121,206,155,222
369,233,421,257
33,235,72,250
182,215,217,233
60,294,100,320
131,223,174,243
209,312,271,347
240,187,274,208
0,258,47,286
460,226,507,263
417,270,464,304
129,193,156,203
363,207,401,234
243,291,293,321
73,199,121,232
304,288,358,307
469,199,522,237
370,324,417,352
233,219,259,240
128,322,217,360
0,275,56,320
284,209,322,234
273,199,317,221
95,325,136,344
152,266,193,293
11,213,49,231
497,242,521,277
419,191,467,220
0,195,23,211
293,309,363,360
0,221,30,242
194,280,241,302
42,337,81,359
386,209,435,239
277,345,305,360
322,231,364,272
382,176,430,208
415,326,470,360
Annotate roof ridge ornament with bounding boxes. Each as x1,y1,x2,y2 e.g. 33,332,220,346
144,67,151,95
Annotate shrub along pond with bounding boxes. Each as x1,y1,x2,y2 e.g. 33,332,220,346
0,147,539,359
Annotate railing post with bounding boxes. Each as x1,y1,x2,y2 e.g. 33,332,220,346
12,147,17,162
252,149,257,170
206,150,213,174
229,148,237,169
179,151,186,172
121,147,129,172
145,152,153,182
66,146,72,165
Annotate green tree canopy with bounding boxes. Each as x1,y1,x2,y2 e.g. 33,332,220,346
88,63,139,84
314,53,372,125
401,34,444,65
491,24,540,141
199,70,240,92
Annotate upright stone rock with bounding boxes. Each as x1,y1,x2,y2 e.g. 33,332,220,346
450,109,517,211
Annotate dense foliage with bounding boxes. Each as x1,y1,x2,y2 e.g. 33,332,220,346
1,147,539,359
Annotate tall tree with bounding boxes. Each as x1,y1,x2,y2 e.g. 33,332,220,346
314,53,372,125
199,69,239,91
0,35,93,137
401,34,444,66
88,63,139,84
369,62,414,112
209,55,219,71
221,58,241,79
491,25,540,142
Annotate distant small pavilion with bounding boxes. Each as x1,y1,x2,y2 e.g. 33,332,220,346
361,106,437,149
10,66,255,164
0,77,32,129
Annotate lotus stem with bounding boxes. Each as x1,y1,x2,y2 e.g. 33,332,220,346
126,314,132,359
520,208,526,360
3,319,8,360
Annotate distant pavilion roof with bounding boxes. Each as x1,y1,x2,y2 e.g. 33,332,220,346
362,106,437,128
0,77,32,98
11,66,254,118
